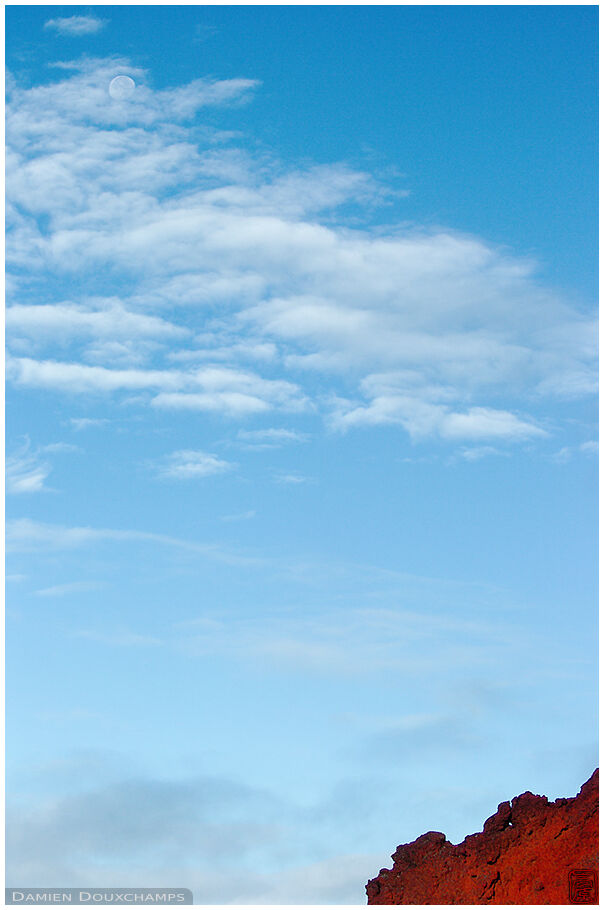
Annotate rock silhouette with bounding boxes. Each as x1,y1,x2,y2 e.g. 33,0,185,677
366,769,598,904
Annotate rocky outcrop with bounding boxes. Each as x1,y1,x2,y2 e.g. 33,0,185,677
367,769,598,904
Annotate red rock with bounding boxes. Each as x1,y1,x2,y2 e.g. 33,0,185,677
366,769,598,904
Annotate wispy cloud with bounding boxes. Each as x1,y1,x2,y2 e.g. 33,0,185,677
580,440,599,454
36,581,103,598
73,629,161,647
238,428,309,448
455,445,507,462
6,518,262,567
69,418,110,431
552,439,599,463
156,450,232,480
274,472,314,485
6,440,51,494
41,442,81,454
44,16,107,36
221,510,256,522
173,604,510,678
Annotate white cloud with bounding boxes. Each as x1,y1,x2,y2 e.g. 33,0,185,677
170,340,277,364
6,57,258,143
6,441,51,494
333,395,545,442
156,450,232,481
134,271,267,309
69,417,110,431
82,340,162,368
274,472,313,485
456,445,505,462
152,366,308,415
8,357,307,416
329,372,547,441
440,407,546,441
7,357,182,394
7,518,108,550
5,56,597,449
6,300,185,343
151,391,271,415
44,16,106,36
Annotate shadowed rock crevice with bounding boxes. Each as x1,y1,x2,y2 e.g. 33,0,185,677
366,769,598,904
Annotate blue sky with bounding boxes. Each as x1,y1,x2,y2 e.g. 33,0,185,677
5,5,598,904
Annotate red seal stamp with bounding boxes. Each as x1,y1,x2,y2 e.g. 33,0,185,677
569,870,598,903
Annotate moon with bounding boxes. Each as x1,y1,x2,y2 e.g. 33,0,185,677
109,75,135,100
